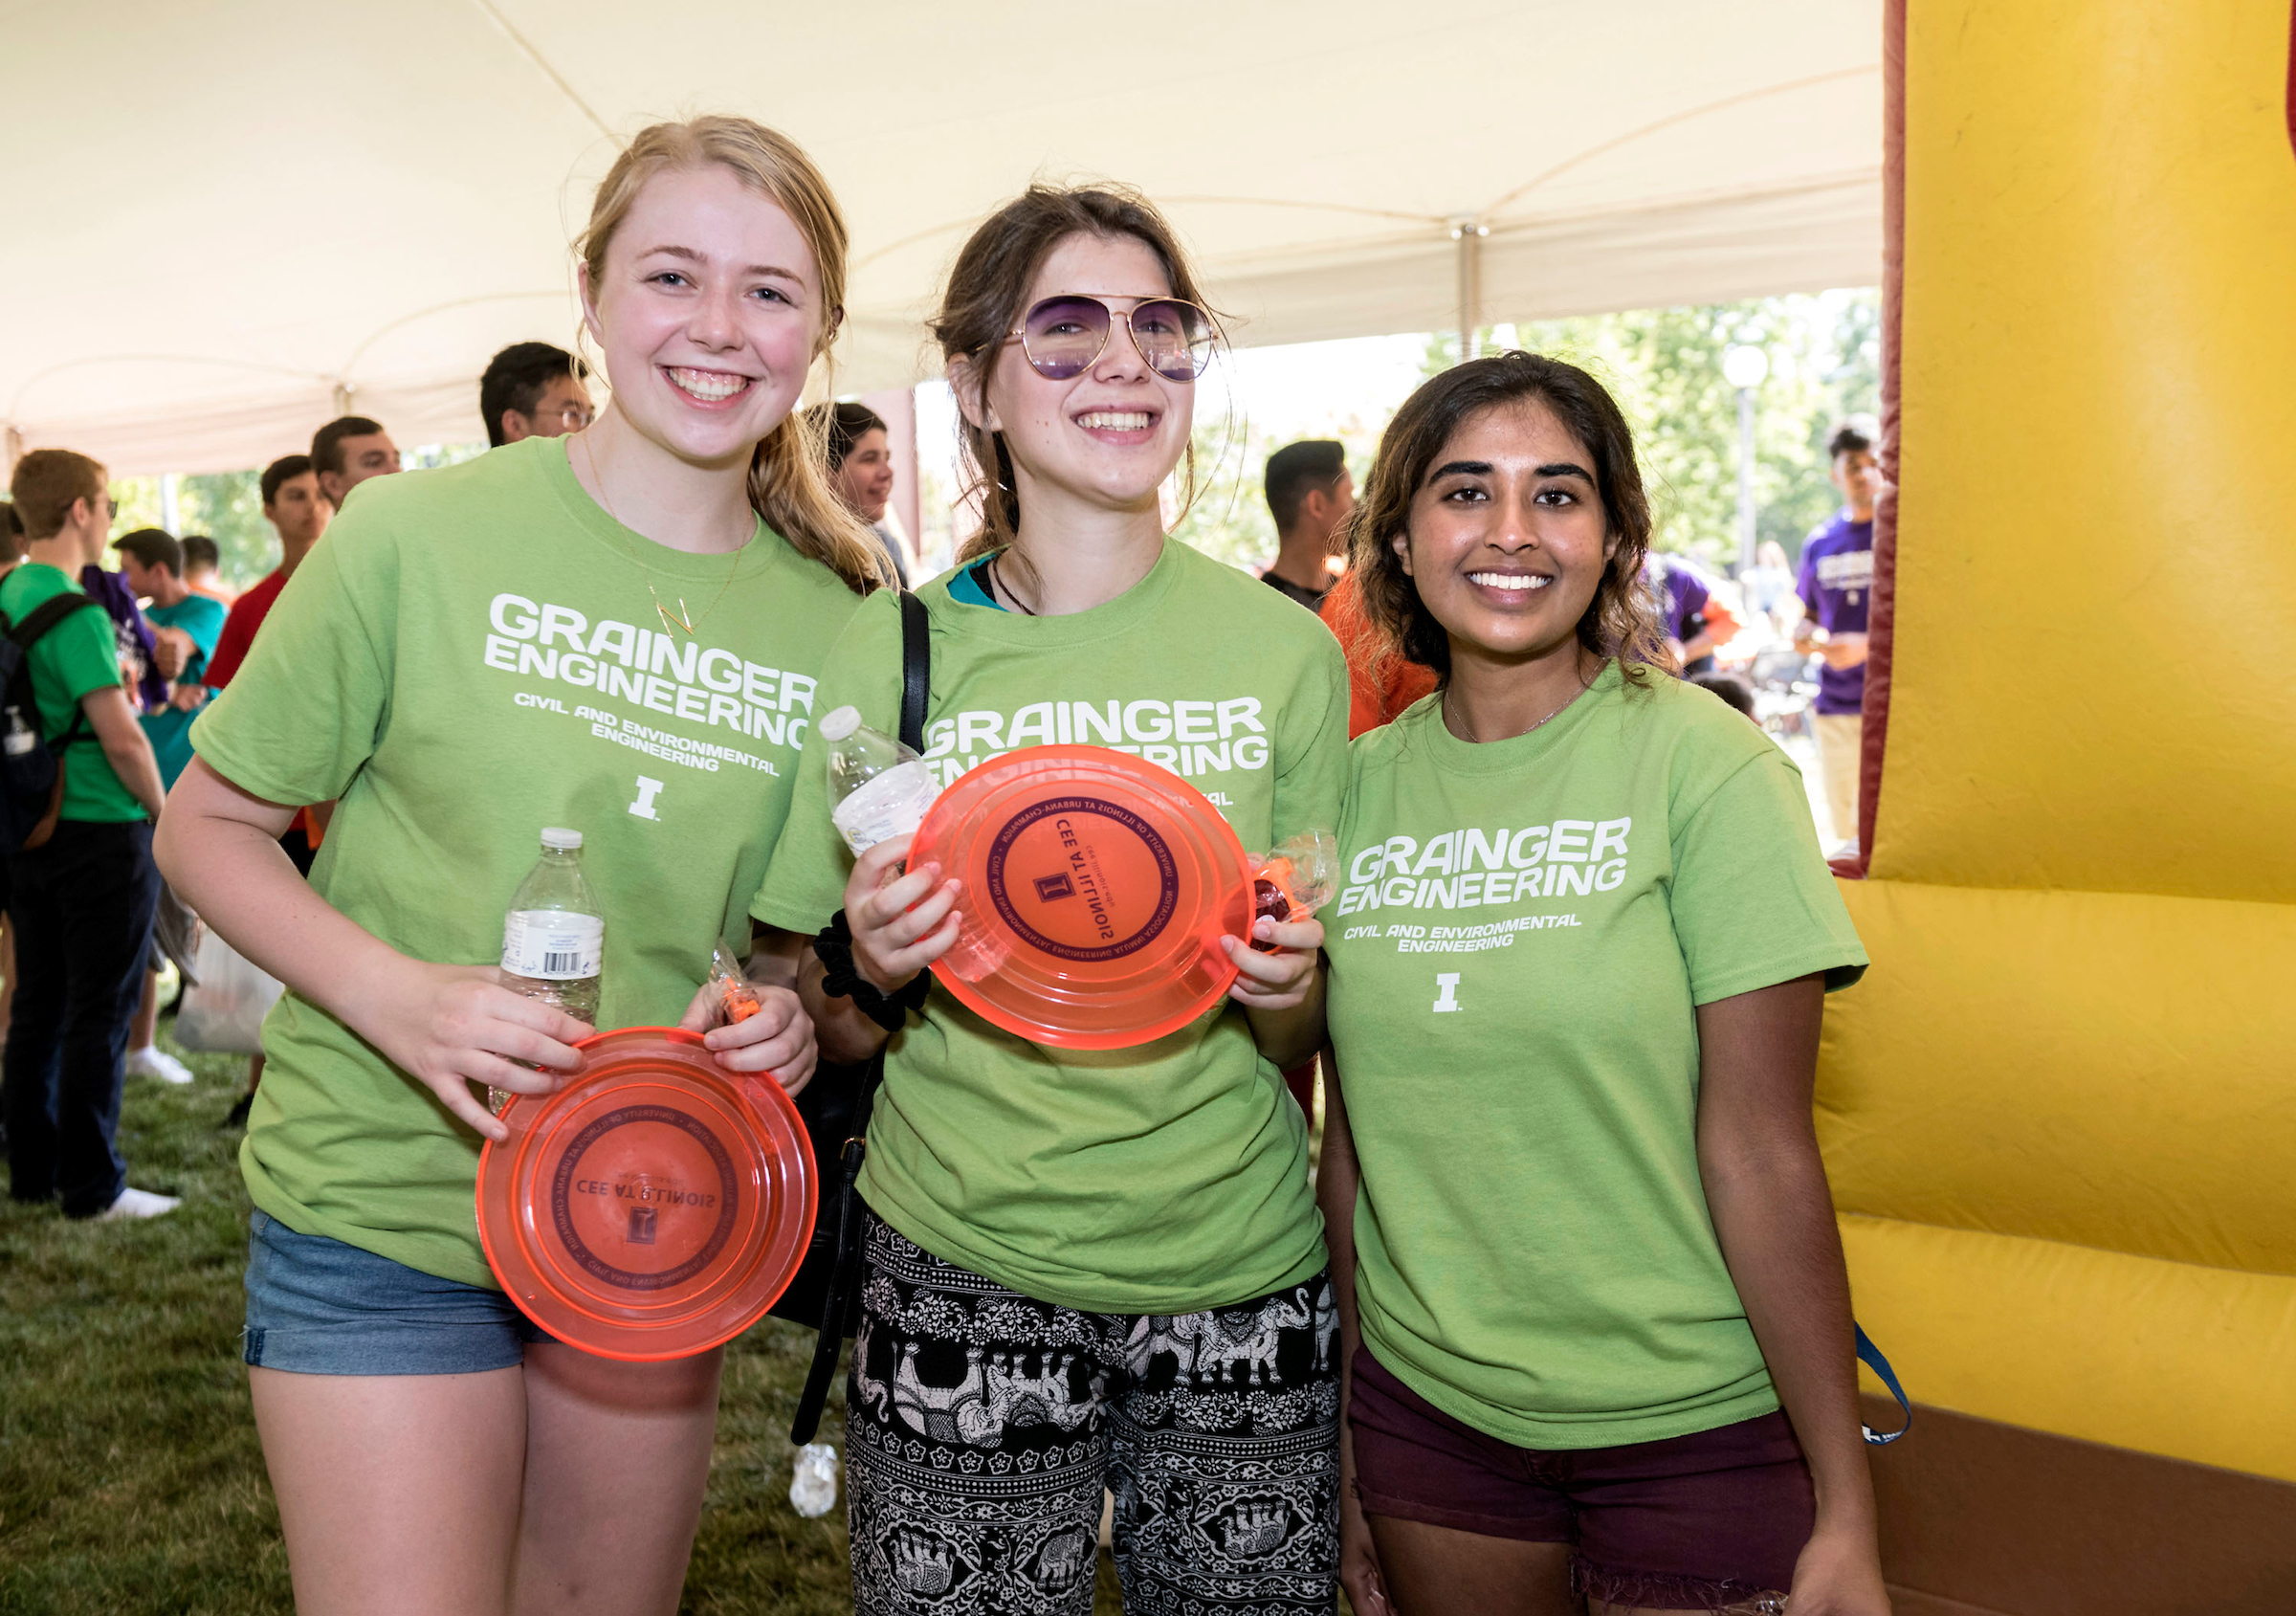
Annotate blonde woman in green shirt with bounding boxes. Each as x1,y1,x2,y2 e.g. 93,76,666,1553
1317,354,1887,1616
156,118,883,1616
754,187,1347,1614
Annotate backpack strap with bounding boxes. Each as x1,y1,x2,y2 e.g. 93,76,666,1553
2,592,104,750
789,589,929,1447
5,590,104,649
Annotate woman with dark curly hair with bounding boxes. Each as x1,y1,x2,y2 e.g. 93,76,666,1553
1316,353,1884,1615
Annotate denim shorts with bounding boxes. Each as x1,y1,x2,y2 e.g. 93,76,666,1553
244,1209,554,1375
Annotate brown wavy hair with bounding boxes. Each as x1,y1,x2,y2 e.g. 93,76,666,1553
930,185,1218,577
1347,351,1667,689
577,116,888,593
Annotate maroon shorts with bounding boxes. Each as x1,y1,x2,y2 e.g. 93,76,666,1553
1349,1348,1814,1609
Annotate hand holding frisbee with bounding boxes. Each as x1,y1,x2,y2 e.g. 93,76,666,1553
477,1027,816,1361
901,745,1263,1049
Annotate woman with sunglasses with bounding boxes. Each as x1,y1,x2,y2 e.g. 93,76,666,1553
157,118,882,1614
755,186,1348,1614
1316,353,1883,1615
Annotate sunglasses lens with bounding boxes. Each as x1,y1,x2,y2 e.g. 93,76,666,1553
1022,297,1110,380
1131,300,1215,380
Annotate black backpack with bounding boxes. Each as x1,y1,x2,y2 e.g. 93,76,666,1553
1,591,104,854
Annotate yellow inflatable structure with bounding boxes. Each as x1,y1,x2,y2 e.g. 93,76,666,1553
1825,0,2296,1599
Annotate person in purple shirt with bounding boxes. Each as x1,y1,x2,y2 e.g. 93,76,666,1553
1794,422,1883,850
77,561,167,712
1646,552,1742,676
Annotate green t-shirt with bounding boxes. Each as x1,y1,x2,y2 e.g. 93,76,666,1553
754,540,1350,1312
0,562,144,823
1324,665,1867,1449
190,435,867,1287
141,591,228,789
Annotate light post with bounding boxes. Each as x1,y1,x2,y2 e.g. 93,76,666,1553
1722,344,1769,577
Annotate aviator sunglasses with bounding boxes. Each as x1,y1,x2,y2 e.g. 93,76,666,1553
1007,294,1219,382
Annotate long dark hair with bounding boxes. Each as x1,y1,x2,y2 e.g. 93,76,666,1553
1347,351,1667,687
930,185,1217,570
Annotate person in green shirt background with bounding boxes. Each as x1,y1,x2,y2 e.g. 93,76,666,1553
3,449,175,1222
156,116,885,1616
1317,354,1887,1616
755,186,1345,1615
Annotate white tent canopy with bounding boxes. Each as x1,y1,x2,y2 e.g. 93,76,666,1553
5,1,1879,476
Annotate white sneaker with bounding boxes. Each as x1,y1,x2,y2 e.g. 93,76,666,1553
98,1186,182,1220
125,1046,195,1085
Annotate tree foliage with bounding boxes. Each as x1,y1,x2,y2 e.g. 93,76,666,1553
1164,291,1881,576
107,443,484,588
1503,290,1880,566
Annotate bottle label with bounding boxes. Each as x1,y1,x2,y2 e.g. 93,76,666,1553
502,911,604,980
832,760,939,854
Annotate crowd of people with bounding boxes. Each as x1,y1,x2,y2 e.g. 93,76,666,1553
3,112,1887,1616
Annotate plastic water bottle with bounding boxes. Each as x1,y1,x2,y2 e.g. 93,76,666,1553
820,706,938,855
788,1441,839,1517
497,828,604,1112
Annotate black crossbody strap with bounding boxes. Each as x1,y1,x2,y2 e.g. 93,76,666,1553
790,588,927,1446
897,587,929,754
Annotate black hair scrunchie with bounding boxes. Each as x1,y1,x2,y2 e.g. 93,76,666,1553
814,909,931,1033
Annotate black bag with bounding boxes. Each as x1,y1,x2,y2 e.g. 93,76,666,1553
781,588,929,1443
0,592,103,856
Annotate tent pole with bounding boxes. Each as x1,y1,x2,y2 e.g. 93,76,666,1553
1450,217,1488,363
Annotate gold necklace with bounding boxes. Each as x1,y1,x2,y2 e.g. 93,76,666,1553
1444,679,1582,743
579,432,747,638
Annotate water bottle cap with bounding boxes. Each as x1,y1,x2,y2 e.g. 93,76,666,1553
541,827,583,851
817,705,861,742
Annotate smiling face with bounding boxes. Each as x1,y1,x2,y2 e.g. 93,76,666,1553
834,426,894,521
1396,399,1616,667
582,163,824,470
966,232,1194,527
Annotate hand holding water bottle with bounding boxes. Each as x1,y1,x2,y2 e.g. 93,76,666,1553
820,706,938,856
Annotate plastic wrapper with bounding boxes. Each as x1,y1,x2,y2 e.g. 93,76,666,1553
709,942,763,1024
1247,829,1339,952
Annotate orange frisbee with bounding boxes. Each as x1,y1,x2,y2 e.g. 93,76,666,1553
476,1027,815,1361
908,744,1254,1049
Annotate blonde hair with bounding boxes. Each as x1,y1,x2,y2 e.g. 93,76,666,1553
578,116,888,594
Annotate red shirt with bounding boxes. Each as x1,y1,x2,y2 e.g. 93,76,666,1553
199,565,323,847
203,567,285,690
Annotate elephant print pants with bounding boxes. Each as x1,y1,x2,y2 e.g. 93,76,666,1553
846,1210,1339,1615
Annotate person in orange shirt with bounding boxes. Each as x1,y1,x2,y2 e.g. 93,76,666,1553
1322,565,1439,739
180,536,236,606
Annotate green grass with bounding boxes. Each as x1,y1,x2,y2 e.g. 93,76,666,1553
0,1022,1125,1613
